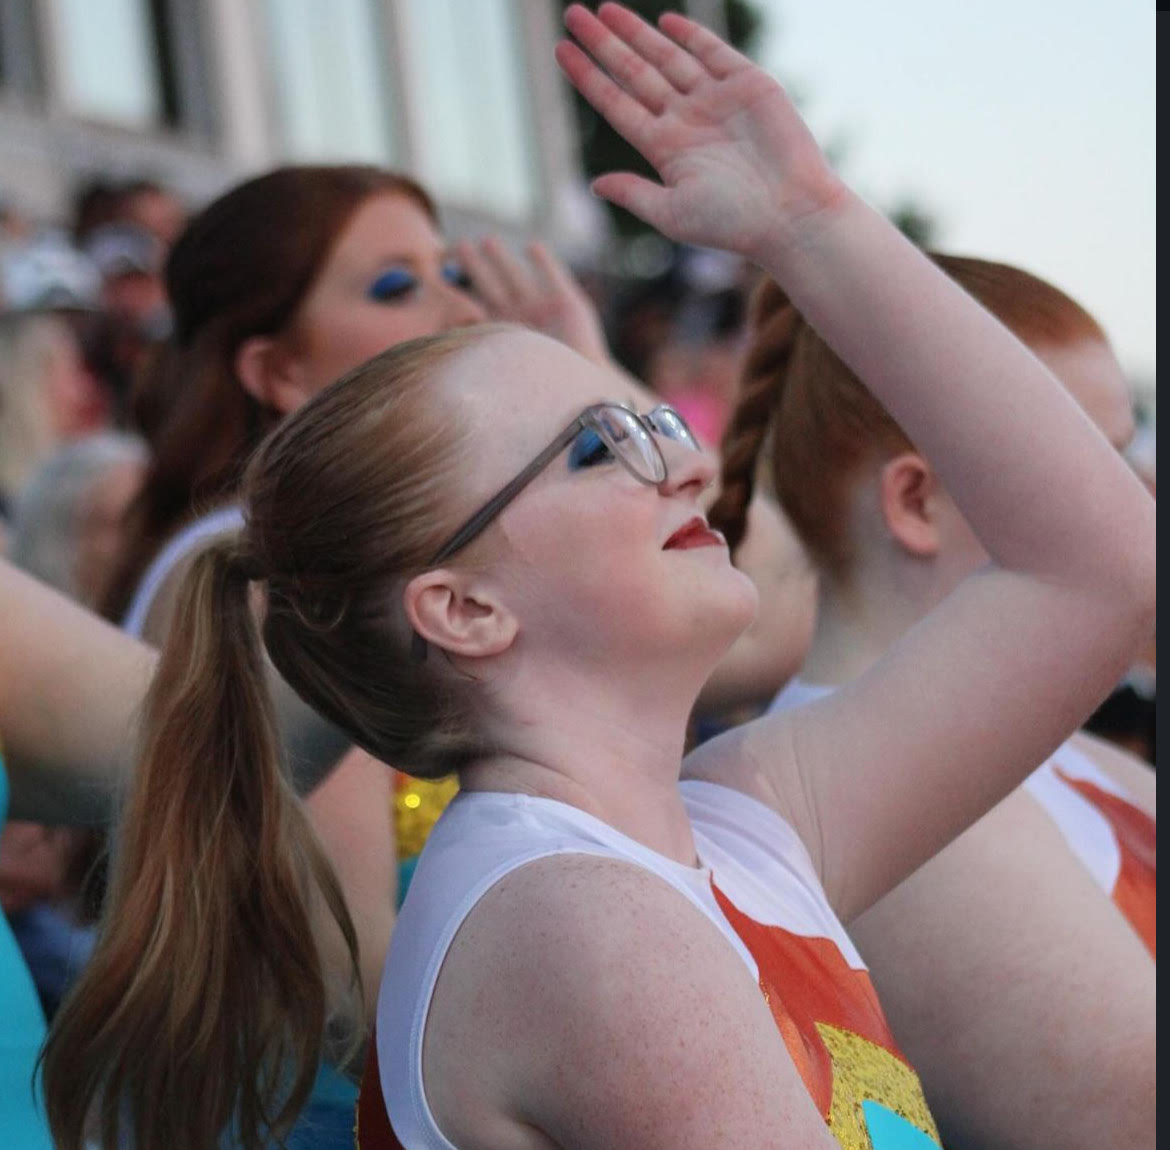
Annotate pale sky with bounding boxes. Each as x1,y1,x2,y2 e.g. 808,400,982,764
755,0,1156,397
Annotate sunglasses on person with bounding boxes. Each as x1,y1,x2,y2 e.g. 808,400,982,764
412,401,701,660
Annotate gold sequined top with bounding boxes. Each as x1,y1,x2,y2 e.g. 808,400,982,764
394,772,459,862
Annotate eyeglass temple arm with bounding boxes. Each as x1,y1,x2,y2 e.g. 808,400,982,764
426,417,585,566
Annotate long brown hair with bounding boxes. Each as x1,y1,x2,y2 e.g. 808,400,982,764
710,254,1107,573
41,326,503,1150
101,164,435,622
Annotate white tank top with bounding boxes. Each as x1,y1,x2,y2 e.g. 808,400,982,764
770,678,1156,954
1023,743,1134,893
362,783,942,1150
120,505,244,637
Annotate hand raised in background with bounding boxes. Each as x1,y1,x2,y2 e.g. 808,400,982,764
456,235,612,366
556,3,842,259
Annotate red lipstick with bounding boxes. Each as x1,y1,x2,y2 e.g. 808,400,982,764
663,517,725,550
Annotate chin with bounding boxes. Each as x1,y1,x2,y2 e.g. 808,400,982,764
688,562,760,651
722,565,762,635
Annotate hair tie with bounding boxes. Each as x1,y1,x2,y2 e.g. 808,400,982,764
229,547,266,584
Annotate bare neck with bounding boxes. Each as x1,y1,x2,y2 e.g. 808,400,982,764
799,560,939,687
461,654,708,867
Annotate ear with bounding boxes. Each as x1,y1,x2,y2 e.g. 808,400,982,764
877,452,944,558
403,570,519,660
234,335,312,415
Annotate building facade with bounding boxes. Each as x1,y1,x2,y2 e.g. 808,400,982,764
0,0,606,254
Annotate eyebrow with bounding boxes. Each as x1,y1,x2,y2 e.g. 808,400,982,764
364,254,424,271
363,245,452,272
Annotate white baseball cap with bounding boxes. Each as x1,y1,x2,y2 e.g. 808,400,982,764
0,231,102,313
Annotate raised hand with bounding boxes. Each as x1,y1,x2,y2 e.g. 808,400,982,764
456,236,612,366
556,3,841,258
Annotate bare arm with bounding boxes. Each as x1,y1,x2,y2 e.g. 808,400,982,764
560,5,1155,919
0,558,351,823
422,854,838,1149
0,559,153,824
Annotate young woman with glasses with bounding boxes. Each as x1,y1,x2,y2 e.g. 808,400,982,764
42,6,1154,1150
100,163,807,946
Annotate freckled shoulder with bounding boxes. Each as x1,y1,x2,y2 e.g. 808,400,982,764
421,851,834,1149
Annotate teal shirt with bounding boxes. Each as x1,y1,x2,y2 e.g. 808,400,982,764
0,753,54,1149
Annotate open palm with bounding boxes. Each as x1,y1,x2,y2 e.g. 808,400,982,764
557,4,840,257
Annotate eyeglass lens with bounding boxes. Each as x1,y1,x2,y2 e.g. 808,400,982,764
646,406,699,450
592,406,665,483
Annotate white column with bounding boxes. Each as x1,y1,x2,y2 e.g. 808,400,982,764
203,0,275,170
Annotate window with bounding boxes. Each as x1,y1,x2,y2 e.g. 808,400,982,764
49,0,212,136
264,0,398,164
53,0,162,127
0,0,45,105
403,0,537,220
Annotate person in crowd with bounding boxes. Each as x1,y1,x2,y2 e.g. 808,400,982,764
712,255,1155,1149
72,176,187,253
40,7,1154,1150
8,432,146,607
87,160,657,1144
68,177,187,421
95,163,614,985
99,160,806,937
0,798,97,1024
0,737,55,1147
0,233,111,500
83,221,172,341
115,178,189,251
646,282,748,446
0,305,109,524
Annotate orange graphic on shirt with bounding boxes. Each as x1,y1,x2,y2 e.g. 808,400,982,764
1054,769,1156,957
710,879,904,1114
711,880,940,1149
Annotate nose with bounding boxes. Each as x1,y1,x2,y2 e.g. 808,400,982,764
657,438,717,499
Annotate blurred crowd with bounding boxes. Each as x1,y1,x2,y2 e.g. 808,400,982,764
0,165,1157,1012
0,177,188,1019
0,143,1156,1149
0,168,786,1131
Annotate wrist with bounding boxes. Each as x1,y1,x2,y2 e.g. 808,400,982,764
752,176,858,277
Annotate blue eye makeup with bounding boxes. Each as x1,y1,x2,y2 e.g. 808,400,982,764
567,427,614,470
367,267,419,303
441,260,473,291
